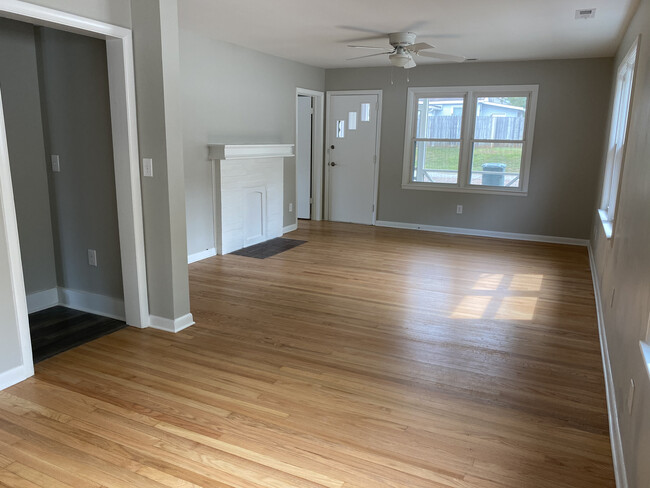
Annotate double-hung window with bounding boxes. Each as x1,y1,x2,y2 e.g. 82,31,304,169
599,39,638,238
402,85,539,195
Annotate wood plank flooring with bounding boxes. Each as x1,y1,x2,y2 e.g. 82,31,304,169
0,221,614,487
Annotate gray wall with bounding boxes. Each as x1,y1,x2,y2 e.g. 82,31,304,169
179,28,325,256
131,0,191,319
36,27,124,299
22,0,132,28
590,0,650,485
326,58,613,239
0,18,58,295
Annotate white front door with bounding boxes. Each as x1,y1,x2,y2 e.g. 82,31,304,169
327,93,380,225
296,95,312,219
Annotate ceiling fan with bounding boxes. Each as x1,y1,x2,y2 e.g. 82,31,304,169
347,32,465,69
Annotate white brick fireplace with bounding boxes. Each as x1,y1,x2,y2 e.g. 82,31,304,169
207,144,294,255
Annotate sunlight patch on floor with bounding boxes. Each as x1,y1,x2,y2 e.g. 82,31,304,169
453,273,543,320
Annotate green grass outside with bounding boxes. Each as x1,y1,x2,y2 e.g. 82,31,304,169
416,145,522,172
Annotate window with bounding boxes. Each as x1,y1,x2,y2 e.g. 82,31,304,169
599,39,638,239
402,85,538,195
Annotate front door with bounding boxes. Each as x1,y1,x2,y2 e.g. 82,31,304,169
327,93,380,225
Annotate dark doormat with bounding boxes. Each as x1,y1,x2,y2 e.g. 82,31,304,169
230,237,306,259
29,306,127,363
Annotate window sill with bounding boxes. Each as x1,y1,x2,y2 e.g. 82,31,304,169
402,182,528,197
598,209,613,239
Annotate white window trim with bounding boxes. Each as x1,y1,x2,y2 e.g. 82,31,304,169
401,84,539,196
599,37,639,240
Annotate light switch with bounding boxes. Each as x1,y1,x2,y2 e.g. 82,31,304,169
51,155,61,173
88,249,97,267
143,158,153,177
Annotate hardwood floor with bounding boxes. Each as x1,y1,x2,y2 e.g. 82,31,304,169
0,221,614,487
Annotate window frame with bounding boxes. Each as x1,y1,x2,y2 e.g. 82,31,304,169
402,84,539,196
598,38,639,239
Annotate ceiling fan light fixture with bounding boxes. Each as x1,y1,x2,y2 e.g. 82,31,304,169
389,52,411,67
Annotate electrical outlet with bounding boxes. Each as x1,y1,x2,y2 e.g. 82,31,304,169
627,379,635,414
289,203,294,212
456,205,463,214
142,158,153,177
51,155,61,173
88,249,97,267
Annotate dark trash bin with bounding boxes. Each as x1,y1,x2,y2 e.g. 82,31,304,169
482,163,506,186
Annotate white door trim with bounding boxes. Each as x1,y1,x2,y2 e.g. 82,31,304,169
0,0,150,387
295,88,324,222
0,88,34,386
325,90,382,224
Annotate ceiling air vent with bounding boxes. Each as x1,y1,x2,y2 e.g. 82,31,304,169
575,8,596,19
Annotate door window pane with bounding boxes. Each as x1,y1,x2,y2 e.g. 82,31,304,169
349,112,357,130
336,120,345,138
474,97,527,140
470,142,523,187
413,141,460,184
361,103,370,122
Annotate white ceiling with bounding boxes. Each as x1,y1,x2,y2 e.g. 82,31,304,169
178,0,639,69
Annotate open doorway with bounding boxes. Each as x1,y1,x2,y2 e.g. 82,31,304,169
295,88,324,224
0,2,149,389
1,19,127,362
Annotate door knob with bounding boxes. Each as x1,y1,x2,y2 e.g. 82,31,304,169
330,162,337,167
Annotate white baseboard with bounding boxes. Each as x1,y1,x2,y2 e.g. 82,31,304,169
26,288,59,313
588,243,628,488
375,220,589,246
58,287,126,321
283,223,298,234
149,312,195,333
188,248,217,264
0,364,33,391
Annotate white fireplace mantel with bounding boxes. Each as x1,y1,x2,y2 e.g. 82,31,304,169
208,144,295,161
207,143,294,255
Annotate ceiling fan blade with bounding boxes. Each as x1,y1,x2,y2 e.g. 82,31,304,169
404,57,417,69
347,51,393,61
416,51,466,62
347,45,389,50
407,42,435,52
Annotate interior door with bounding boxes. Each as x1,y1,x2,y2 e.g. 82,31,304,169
327,93,379,225
296,95,312,219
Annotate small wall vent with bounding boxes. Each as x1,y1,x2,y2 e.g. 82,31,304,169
575,8,596,19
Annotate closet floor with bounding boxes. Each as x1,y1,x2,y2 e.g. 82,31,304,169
28,306,127,363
